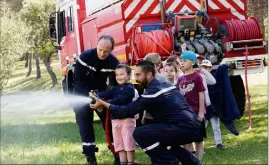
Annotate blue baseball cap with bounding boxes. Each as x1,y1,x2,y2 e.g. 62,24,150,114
180,51,199,68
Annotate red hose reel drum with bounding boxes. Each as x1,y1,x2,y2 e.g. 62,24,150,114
134,29,173,58
221,18,262,41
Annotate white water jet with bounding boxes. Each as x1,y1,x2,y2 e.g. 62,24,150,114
1,91,92,113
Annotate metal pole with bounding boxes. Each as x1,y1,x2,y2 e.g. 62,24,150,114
160,0,165,26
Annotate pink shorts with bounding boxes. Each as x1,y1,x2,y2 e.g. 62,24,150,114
112,118,136,152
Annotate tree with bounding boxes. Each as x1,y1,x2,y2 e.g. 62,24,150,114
1,0,24,12
26,51,32,77
20,0,58,86
0,2,31,93
247,0,268,36
35,55,41,79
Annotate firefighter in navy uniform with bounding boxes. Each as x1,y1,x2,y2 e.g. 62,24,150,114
90,61,203,165
73,35,120,165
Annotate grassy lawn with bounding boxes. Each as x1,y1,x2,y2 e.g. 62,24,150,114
1,58,268,164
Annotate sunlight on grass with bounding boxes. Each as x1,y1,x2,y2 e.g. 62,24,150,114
3,55,62,93
1,58,268,164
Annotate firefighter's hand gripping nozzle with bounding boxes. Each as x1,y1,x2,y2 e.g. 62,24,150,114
89,90,97,104
89,90,103,112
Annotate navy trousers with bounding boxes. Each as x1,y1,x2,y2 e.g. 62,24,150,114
74,103,114,158
133,123,202,165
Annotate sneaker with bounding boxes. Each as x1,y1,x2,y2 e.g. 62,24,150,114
216,144,225,150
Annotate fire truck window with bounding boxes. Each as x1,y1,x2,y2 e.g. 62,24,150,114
67,6,73,32
58,11,66,41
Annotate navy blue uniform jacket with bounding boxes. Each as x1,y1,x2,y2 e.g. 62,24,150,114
109,78,201,127
73,48,119,96
208,65,241,121
98,83,136,119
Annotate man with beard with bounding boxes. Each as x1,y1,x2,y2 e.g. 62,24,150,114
90,61,203,165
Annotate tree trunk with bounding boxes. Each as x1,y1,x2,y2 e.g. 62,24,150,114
26,52,32,77
25,53,28,68
43,55,58,87
247,0,268,37
35,55,41,79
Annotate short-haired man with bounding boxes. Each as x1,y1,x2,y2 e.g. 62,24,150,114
144,53,167,83
73,35,120,165
90,61,203,165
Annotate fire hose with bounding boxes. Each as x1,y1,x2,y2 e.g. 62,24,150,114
221,18,261,41
244,46,252,129
89,93,117,156
90,94,142,165
142,31,174,56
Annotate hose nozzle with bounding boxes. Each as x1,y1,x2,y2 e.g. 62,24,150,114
89,90,97,104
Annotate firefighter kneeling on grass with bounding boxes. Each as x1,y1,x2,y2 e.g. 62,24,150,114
72,35,120,165
90,61,203,165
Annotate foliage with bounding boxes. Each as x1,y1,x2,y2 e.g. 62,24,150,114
264,18,268,41
20,0,57,58
247,0,268,35
0,0,24,12
0,2,31,92
20,0,58,86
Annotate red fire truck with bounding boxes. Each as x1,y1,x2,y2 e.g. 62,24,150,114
49,0,267,116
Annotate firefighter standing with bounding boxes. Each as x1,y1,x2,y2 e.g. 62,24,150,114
73,35,119,165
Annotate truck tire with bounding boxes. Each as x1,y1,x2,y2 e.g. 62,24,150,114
65,71,74,95
62,78,67,94
229,75,246,117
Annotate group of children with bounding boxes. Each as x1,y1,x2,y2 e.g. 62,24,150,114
96,51,224,165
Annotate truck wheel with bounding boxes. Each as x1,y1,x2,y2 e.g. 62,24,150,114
229,75,246,117
62,78,67,94
65,71,74,95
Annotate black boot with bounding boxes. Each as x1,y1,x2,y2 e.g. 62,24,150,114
151,159,181,165
83,146,99,165
87,156,97,165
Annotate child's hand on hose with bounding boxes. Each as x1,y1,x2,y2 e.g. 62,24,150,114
89,92,104,112
141,117,145,125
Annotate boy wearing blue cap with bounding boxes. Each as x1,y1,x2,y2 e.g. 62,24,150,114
176,51,206,159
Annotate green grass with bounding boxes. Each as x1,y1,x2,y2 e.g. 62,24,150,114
1,58,268,164
2,55,62,93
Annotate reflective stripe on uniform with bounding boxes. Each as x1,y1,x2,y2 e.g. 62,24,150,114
77,56,96,71
141,86,176,98
100,68,115,72
143,142,160,152
82,142,96,146
77,56,115,73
